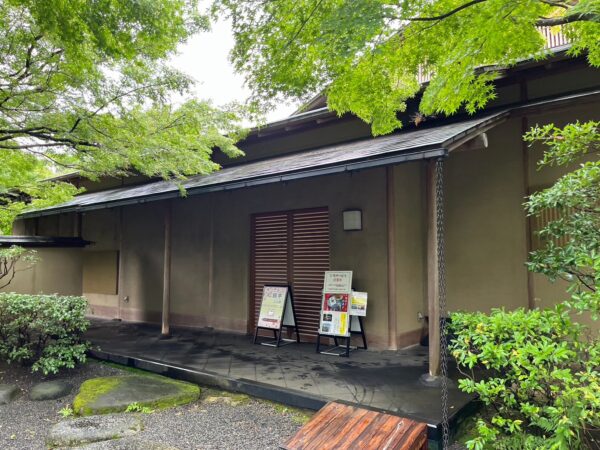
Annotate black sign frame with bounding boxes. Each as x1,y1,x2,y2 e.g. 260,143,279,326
253,284,301,347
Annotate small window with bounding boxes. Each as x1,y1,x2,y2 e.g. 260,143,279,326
83,251,119,295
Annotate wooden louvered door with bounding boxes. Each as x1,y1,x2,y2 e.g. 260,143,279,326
291,209,330,339
251,208,330,340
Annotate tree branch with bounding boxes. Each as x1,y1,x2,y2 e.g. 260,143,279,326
407,0,488,22
535,13,599,26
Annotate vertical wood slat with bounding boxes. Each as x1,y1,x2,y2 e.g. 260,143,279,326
251,208,330,337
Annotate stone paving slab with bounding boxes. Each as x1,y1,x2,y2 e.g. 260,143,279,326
73,375,200,415
46,415,143,447
0,384,19,404
68,436,178,450
30,380,72,401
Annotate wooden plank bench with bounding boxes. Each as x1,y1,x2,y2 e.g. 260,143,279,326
281,401,428,450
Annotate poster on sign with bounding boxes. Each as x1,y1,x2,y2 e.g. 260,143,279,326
323,271,353,293
319,294,350,336
350,291,368,317
257,286,288,329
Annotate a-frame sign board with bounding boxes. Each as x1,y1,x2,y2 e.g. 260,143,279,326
315,271,368,357
253,285,301,347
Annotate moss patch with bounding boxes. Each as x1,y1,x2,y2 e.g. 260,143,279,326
266,401,314,425
73,375,200,416
201,388,251,407
73,377,123,416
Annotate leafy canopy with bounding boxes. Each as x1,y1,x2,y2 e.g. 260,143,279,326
217,0,599,135
1,0,247,233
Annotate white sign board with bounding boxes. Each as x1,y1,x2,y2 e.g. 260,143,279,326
350,291,368,317
319,292,351,336
323,271,353,293
257,286,289,330
319,271,353,337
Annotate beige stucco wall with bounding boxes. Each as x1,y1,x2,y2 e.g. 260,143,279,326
168,168,390,344
445,117,530,313
443,100,599,319
0,248,83,296
392,162,427,345
82,168,394,346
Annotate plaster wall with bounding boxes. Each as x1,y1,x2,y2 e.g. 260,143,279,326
0,248,83,296
82,168,393,346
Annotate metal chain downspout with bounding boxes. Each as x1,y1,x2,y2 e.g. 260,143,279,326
436,157,450,450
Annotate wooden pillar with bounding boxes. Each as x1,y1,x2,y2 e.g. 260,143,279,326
387,166,398,350
207,195,215,324
161,203,172,337
426,160,441,378
117,207,124,321
519,80,535,310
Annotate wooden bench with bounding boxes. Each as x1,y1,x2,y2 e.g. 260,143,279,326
281,401,428,450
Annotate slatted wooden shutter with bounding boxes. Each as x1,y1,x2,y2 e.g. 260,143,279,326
252,213,289,330
251,208,330,339
291,209,330,338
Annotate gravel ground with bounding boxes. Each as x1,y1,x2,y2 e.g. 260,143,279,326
0,360,306,450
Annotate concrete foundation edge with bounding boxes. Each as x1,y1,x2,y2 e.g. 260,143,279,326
88,348,474,446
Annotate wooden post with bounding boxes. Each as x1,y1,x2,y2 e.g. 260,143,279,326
387,166,398,350
207,195,215,324
426,160,441,378
522,116,535,310
117,207,124,321
161,203,172,337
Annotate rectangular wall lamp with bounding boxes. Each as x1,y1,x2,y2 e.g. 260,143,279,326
343,209,362,231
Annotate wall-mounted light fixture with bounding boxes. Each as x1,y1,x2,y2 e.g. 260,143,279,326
343,209,362,231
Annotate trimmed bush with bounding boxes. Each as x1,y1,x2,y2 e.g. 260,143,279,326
450,306,600,449
0,293,90,374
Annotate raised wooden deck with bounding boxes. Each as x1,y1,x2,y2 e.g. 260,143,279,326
282,402,428,450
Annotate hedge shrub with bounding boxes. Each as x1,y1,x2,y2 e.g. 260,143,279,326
0,293,90,374
450,306,600,449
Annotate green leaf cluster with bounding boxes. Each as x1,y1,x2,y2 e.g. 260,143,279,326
525,121,600,317
0,292,90,374
217,0,599,135
1,0,247,233
451,307,600,449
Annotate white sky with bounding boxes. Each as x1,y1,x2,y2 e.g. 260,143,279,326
170,17,299,124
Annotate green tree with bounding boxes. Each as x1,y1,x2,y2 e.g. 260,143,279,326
1,0,246,233
217,0,599,135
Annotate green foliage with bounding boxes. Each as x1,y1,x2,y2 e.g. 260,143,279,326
125,402,155,414
451,123,600,449
0,293,89,375
525,121,600,317
450,307,600,450
58,406,74,418
0,245,38,288
1,0,247,232
217,0,600,135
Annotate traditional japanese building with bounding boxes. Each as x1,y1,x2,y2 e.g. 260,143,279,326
4,43,599,379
